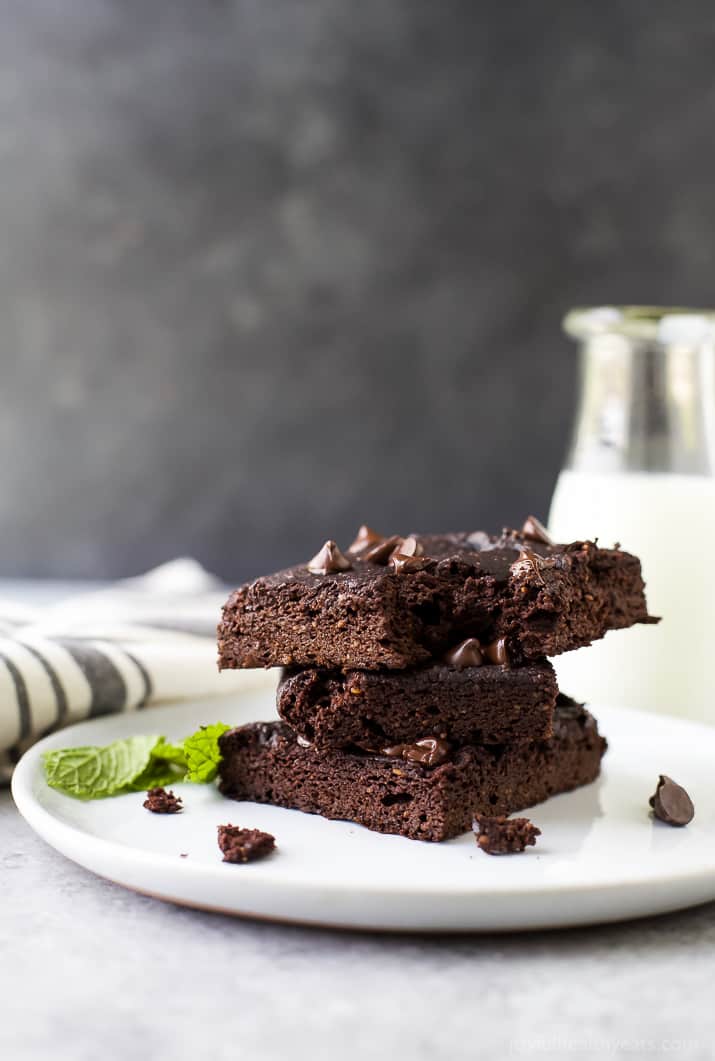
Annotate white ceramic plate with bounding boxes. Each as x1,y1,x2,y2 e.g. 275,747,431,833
11,691,715,932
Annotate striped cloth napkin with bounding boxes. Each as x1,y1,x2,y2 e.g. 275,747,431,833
0,558,273,780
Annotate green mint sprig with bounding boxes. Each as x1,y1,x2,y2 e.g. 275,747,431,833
42,722,231,800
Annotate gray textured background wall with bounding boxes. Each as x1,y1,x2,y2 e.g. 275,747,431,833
1,1,714,581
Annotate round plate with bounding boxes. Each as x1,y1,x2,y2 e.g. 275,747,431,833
11,692,715,932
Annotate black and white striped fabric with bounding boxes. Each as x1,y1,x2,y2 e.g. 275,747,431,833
0,559,271,780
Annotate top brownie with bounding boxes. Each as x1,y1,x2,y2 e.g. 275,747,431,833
218,520,655,671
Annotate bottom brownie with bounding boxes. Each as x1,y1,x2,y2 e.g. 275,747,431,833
218,699,606,842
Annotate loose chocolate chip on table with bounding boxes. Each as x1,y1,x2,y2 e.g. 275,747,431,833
382,737,451,767
143,787,183,814
217,824,276,863
307,540,353,575
473,815,541,855
362,535,403,564
649,775,694,826
521,515,553,545
347,524,385,554
443,637,485,669
484,638,509,665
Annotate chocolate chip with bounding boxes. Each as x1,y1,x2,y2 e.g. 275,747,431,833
521,515,553,545
362,535,403,564
347,524,385,554
511,547,547,584
390,535,424,560
473,815,540,855
391,553,431,574
443,638,484,669
382,737,451,767
307,540,353,575
217,825,276,863
649,775,694,826
484,638,509,665
143,787,183,814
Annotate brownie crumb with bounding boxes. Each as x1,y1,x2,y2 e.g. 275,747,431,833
649,775,694,826
218,824,276,863
473,815,540,855
143,787,183,814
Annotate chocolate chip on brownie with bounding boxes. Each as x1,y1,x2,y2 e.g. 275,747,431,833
307,540,352,575
143,787,183,814
483,638,509,665
390,535,424,560
511,548,547,585
442,637,485,669
473,815,541,855
217,824,276,863
390,553,432,574
361,535,402,564
521,515,553,545
347,524,385,554
381,737,452,767
649,775,694,826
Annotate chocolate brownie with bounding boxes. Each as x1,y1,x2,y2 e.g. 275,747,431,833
277,659,558,750
218,698,607,842
218,523,654,671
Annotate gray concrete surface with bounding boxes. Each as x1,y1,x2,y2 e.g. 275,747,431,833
2,789,714,1061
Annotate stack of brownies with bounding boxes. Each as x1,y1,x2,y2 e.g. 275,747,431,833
216,520,653,842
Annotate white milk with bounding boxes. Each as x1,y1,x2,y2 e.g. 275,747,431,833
548,470,715,721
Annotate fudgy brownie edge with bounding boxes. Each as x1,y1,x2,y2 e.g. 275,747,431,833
217,699,606,842
277,660,558,750
218,529,654,671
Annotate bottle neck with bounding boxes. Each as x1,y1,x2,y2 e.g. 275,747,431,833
564,333,715,475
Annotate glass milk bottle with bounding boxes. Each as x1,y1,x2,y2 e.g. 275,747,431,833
548,306,715,721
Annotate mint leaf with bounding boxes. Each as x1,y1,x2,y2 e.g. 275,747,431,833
42,721,233,798
150,738,188,769
125,737,189,790
182,722,231,783
127,757,187,793
43,735,162,800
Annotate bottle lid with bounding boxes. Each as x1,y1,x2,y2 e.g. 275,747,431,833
564,306,715,346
